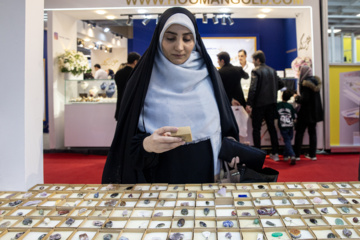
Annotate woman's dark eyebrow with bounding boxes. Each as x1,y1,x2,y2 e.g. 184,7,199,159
164,31,193,36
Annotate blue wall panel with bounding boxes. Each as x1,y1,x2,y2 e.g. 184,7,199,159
131,18,297,71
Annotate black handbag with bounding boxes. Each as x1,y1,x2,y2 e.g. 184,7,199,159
218,137,266,172
239,165,279,183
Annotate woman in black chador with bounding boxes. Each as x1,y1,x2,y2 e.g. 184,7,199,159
102,7,238,184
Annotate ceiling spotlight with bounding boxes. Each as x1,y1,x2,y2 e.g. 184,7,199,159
257,14,266,19
88,44,94,49
95,10,106,15
221,15,227,25
227,15,234,25
142,15,151,26
261,8,271,13
106,15,116,20
104,27,110,33
84,38,90,42
126,15,133,26
213,14,219,24
202,14,208,24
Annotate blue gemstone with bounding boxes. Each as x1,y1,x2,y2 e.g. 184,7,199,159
223,220,234,228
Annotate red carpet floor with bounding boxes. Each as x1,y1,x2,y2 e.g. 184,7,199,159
44,153,359,184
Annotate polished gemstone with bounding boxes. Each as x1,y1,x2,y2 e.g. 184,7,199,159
282,198,288,204
303,209,311,214
321,207,328,214
22,218,32,225
77,193,84,197
149,193,153,197
188,192,192,197
78,208,87,216
257,208,276,216
169,233,184,240
55,186,60,190
110,193,119,198
321,184,329,188
0,210,5,215
177,218,185,227
327,233,336,238
241,212,251,216
17,212,23,216
253,219,259,224
223,220,234,228
258,185,264,189
261,193,269,197
43,218,51,225
105,221,113,228
310,190,315,194
288,193,294,197
94,192,99,198
49,234,61,240
103,234,113,240
294,184,298,187
57,210,69,215
343,228,352,237
9,200,22,207
265,221,275,226
288,209,298,215
341,206,350,213
0,221,10,228
313,197,322,203
339,189,350,194
271,232,283,237
181,209,188,215
198,193,204,198
338,197,349,204
341,183,347,187
335,218,344,225
332,190,338,195
125,186,133,190
38,234,46,240
237,201,245,206
284,217,292,223
352,199,359,204
122,210,128,217
225,232,232,239
65,218,75,226
255,198,261,203
204,208,210,216
144,199,150,204
119,201,126,207
310,218,317,224
199,221,207,227
93,220,104,227
128,193,133,198
289,229,301,238
275,192,283,197
205,201,210,205
154,212,163,217
231,210,237,216
180,202,189,206
79,233,89,240
14,232,25,239
353,217,359,223
173,186,178,190
156,223,165,228
217,187,226,197
159,199,165,206
105,200,117,207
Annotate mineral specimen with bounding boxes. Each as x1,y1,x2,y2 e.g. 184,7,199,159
144,199,150,204
14,232,25,239
231,210,237,216
225,232,232,239
265,221,275,226
188,192,192,197
289,229,301,238
38,234,46,240
199,221,207,227
241,212,251,216
310,218,317,224
79,233,89,240
57,210,69,215
103,234,113,240
94,192,99,198
9,200,22,206
0,221,11,227
271,233,283,237
353,217,359,223
110,193,119,198
180,202,189,206
22,218,32,225
156,223,165,228
338,197,349,204
105,221,113,228
177,218,185,227
49,233,61,240
335,218,344,225
65,218,75,226
303,209,311,214
159,199,165,206
223,220,234,228
327,233,336,238
237,201,244,206
321,208,328,214
204,208,210,216
181,208,188,215
198,193,204,198
343,228,352,238
119,201,126,207
154,212,163,217
93,220,104,227
341,206,350,213
169,233,184,240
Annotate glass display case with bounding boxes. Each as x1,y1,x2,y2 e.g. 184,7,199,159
65,79,117,104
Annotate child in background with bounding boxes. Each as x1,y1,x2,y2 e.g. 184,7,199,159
277,90,297,165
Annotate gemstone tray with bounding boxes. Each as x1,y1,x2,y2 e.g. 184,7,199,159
0,182,360,239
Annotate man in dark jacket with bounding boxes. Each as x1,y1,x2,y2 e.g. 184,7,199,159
114,52,141,121
217,51,249,107
246,50,284,161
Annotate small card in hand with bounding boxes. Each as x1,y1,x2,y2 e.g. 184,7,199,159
170,126,192,142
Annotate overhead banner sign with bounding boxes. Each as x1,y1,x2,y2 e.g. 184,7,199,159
125,0,304,6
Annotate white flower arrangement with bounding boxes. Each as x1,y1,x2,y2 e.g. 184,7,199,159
58,50,89,76
291,56,312,78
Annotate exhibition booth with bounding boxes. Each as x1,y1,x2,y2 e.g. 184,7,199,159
44,0,327,150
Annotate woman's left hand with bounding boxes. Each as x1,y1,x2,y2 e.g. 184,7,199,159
228,156,240,168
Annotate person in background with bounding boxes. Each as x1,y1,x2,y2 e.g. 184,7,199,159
114,52,141,121
294,65,323,161
94,64,108,79
246,50,284,161
217,51,249,107
102,7,239,184
238,49,255,99
107,69,115,79
277,90,297,165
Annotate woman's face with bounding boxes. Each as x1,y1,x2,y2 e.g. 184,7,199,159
161,24,195,65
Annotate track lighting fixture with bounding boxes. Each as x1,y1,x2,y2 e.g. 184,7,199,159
142,15,151,26
126,15,133,26
221,15,227,25
227,15,234,25
91,23,96,29
202,14,208,24
213,14,219,24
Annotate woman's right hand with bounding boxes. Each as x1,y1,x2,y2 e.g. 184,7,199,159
143,126,185,153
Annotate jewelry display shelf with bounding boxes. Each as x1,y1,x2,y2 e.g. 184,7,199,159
0,182,360,239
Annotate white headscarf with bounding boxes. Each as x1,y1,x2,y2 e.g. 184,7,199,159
138,13,222,175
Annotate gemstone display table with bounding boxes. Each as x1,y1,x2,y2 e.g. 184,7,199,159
0,182,360,239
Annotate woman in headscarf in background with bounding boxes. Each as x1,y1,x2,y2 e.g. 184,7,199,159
102,7,238,184
294,65,323,161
